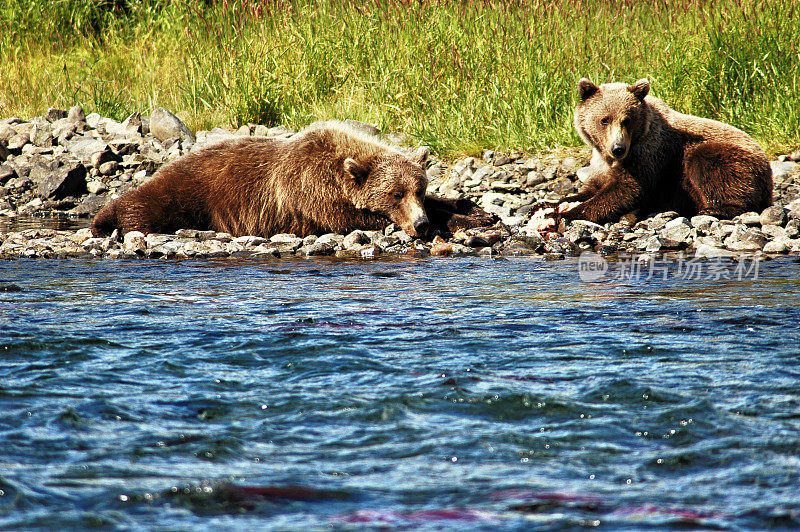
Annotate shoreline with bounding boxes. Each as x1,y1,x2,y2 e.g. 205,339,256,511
1,108,799,261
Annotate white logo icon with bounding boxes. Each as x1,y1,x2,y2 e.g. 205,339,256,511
578,251,608,282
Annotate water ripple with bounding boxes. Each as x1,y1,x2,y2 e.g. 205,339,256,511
0,257,799,528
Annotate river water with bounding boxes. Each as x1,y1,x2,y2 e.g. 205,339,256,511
1,256,799,529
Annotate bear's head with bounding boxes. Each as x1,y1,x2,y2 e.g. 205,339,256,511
343,146,430,237
574,78,652,163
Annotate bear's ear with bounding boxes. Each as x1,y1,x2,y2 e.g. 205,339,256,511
344,158,370,186
578,78,599,101
413,146,430,165
628,78,650,100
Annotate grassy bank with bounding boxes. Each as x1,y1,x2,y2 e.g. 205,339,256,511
1,0,798,156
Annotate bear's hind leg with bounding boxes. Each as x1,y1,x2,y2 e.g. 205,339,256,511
683,142,765,219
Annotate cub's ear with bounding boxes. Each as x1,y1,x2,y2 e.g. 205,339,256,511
344,158,369,186
628,78,650,100
413,146,430,165
578,78,599,101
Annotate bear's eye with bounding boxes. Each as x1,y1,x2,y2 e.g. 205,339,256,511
600,117,610,126
392,192,404,200
621,117,631,127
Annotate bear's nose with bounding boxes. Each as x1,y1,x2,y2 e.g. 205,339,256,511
414,218,430,237
611,144,627,158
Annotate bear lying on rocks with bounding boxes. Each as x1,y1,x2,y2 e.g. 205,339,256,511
554,78,773,224
92,121,497,238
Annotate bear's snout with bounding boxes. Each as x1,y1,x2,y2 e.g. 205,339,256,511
611,143,628,159
413,217,430,237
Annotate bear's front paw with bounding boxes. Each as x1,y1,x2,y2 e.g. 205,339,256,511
559,203,601,223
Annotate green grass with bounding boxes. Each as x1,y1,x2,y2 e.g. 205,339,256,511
1,0,798,156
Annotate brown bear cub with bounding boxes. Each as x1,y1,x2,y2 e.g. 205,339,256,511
557,78,773,224
92,121,496,238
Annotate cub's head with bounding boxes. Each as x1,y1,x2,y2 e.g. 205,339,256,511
344,146,430,237
574,78,652,163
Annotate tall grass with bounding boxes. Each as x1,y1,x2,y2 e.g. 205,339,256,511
1,0,798,156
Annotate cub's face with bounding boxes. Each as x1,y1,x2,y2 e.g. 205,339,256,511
574,78,651,163
344,147,430,237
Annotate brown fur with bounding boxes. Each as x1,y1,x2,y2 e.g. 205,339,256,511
93,122,438,238
560,78,773,223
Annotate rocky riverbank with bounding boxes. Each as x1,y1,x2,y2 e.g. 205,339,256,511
1,107,799,260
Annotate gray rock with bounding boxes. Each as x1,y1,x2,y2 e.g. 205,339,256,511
68,138,110,162
315,234,342,247
785,219,799,238
771,161,797,181
735,211,761,226
7,133,29,151
149,108,195,145
269,234,302,250
123,231,147,253
526,172,546,187
70,194,107,216
376,235,400,250
299,241,335,256
647,217,668,231
659,217,692,247
726,228,768,252
0,163,16,185
51,119,77,143
638,235,662,253
85,113,102,129
67,106,86,123
694,243,736,259
564,223,593,244
343,230,370,249
98,161,119,176
34,159,88,199
86,180,109,195
694,235,724,248
763,239,789,254
451,243,478,256
119,113,144,136
44,108,68,122
90,148,121,169
29,121,53,147
144,234,171,248
233,235,266,247
426,162,444,182
760,205,787,226
464,235,491,248
560,157,577,172
690,214,719,232
0,122,15,140
548,177,574,195
0,139,8,162
394,230,413,244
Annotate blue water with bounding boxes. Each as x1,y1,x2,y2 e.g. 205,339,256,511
1,256,799,530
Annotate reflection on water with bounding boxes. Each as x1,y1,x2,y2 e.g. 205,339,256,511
0,215,91,232
0,256,799,529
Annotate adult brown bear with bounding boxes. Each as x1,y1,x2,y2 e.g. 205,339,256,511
92,121,496,238
557,78,772,223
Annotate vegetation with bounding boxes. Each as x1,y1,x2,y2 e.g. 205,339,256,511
1,0,798,156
